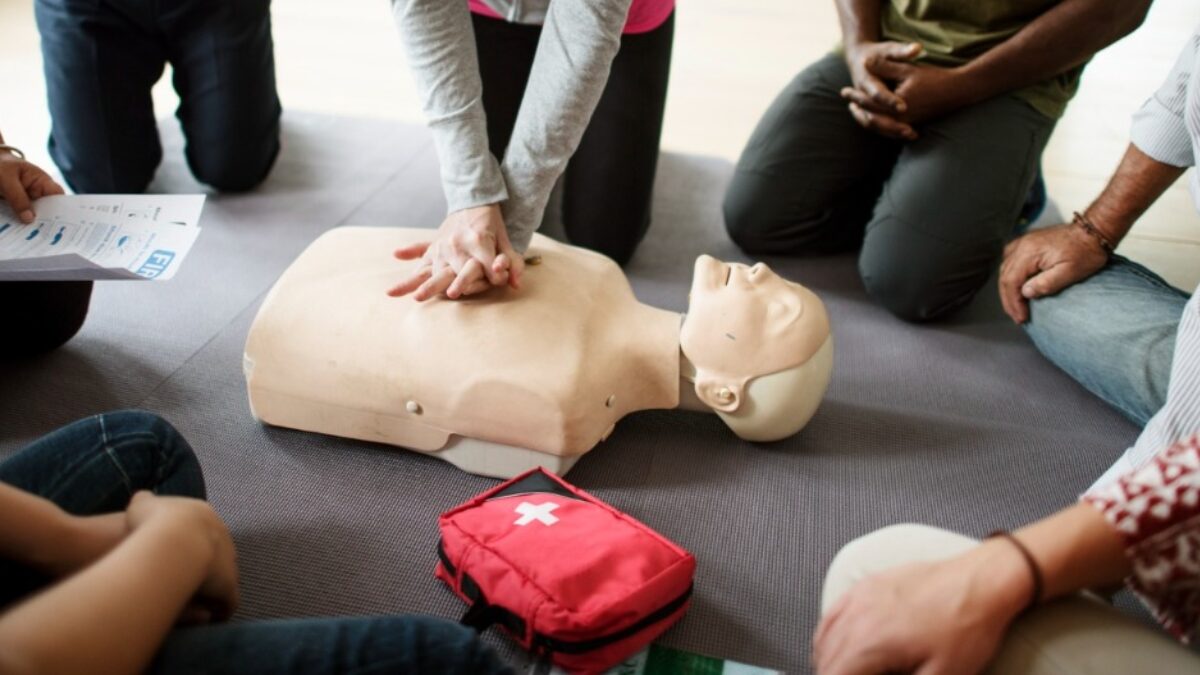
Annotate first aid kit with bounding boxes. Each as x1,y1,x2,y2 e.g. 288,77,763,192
436,468,696,673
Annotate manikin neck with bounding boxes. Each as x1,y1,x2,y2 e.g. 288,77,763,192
613,302,689,414
611,305,713,415
676,344,713,413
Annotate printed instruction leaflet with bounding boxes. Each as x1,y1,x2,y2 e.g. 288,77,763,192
0,194,205,281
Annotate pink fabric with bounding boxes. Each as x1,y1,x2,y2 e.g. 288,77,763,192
468,0,674,34
1083,435,1200,643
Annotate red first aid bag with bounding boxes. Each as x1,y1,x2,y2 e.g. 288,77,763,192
436,468,696,674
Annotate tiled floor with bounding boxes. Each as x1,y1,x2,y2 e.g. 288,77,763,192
1,0,1196,289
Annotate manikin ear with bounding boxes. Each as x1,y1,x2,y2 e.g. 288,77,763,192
694,375,742,413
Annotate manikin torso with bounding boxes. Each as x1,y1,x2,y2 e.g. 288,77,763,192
245,227,833,477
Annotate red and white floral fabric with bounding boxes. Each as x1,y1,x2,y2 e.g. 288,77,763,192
1084,435,1200,643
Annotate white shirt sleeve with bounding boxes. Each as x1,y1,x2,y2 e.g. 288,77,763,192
1130,30,1198,168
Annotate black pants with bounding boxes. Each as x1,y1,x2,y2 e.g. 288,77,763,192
723,54,1056,321
0,281,93,358
473,12,674,266
35,0,282,193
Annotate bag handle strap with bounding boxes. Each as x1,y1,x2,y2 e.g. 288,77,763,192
460,597,505,633
442,542,528,639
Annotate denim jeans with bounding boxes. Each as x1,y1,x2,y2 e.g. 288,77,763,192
152,616,515,675
35,0,281,193
1024,256,1191,426
0,411,514,675
0,410,206,607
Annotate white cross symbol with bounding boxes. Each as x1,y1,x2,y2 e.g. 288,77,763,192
514,501,559,526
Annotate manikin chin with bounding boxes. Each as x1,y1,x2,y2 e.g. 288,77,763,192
244,227,834,478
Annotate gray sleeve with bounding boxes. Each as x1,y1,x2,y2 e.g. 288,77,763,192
1130,31,1198,168
498,0,634,251
391,0,509,212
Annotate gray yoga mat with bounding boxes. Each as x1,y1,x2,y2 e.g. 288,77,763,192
0,112,1142,673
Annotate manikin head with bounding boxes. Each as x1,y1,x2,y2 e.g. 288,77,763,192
680,255,834,441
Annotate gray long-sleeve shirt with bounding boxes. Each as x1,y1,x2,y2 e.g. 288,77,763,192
391,0,633,252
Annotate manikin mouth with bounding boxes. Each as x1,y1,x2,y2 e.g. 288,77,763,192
723,265,732,286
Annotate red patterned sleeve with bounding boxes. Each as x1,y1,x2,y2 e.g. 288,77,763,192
1082,435,1200,643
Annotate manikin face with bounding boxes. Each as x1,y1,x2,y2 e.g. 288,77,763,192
680,255,830,412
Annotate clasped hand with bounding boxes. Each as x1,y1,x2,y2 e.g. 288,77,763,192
387,204,524,301
125,491,241,624
32,489,239,625
841,41,968,140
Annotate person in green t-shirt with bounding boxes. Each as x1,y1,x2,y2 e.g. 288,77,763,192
722,0,1151,322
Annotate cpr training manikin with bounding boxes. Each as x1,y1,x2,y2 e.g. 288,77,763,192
244,227,833,478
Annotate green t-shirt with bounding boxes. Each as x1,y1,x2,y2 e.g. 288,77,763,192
881,0,1083,119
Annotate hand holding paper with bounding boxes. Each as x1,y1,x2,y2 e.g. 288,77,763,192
0,149,64,223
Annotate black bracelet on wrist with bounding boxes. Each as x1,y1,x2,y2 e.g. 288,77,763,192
987,530,1044,613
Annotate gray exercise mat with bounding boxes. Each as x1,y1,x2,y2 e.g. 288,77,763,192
0,112,1141,673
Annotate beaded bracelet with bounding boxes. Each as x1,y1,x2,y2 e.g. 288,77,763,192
1073,211,1116,255
987,530,1044,612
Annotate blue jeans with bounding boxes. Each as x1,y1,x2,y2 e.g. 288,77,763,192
0,411,513,675
1024,256,1191,426
35,0,281,193
0,410,206,607
152,616,514,675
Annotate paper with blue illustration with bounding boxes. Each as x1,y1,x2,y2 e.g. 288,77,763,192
0,194,204,281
